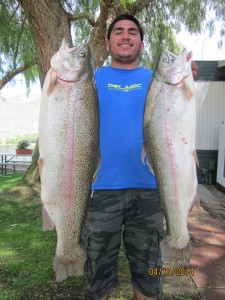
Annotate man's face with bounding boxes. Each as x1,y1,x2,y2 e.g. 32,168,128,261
106,20,144,66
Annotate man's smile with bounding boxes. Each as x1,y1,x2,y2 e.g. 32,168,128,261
118,42,133,47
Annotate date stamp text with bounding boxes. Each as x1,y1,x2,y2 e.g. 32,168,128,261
148,267,195,276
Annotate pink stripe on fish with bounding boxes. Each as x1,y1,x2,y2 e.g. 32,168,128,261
164,87,178,204
63,84,76,221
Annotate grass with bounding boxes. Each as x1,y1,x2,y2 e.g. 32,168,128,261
0,175,202,299
0,176,87,299
0,173,25,190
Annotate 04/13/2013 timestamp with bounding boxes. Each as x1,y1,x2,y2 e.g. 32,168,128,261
148,267,195,276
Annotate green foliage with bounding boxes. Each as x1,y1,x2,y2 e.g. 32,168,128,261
5,133,38,145
137,11,183,70
119,0,135,10
16,140,30,150
0,0,38,88
62,0,100,45
1,0,225,88
0,172,24,190
0,182,57,299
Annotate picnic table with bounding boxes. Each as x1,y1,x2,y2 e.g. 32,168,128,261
0,153,33,175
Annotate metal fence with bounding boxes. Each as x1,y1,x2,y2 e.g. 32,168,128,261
0,144,35,163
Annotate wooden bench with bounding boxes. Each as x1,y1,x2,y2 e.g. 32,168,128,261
0,153,33,176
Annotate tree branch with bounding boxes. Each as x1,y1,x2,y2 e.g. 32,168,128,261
66,12,96,27
14,16,27,67
8,3,20,25
0,59,38,91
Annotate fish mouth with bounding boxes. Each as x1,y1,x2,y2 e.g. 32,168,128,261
165,48,187,61
60,39,89,56
66,44,86,53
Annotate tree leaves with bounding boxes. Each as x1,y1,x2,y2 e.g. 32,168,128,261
0,0,225,90
0,0,37,89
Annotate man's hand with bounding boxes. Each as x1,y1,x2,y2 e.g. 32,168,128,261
191,61,199,79
187,51,199,79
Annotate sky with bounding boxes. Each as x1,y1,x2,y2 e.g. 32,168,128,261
175,24,225,61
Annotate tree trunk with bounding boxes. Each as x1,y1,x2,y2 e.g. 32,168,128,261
18,0,72,86
88,2,112,68
25,138,40,184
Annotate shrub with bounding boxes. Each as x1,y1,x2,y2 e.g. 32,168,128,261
17,140,30,149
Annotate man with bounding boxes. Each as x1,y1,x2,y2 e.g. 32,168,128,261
81,14,198,300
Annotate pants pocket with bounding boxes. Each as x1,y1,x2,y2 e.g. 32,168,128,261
147,226,164,268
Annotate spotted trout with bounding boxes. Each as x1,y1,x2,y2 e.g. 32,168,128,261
38,39,99,281
143,49,198,263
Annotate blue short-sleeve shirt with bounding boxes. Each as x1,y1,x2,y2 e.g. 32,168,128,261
92,66,157,190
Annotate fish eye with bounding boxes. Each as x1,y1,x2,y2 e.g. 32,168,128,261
163,56,169,63
79,51,85,57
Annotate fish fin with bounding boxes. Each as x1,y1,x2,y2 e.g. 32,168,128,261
141,145,147,164
161,238,192,267
188,193,199,214
46,68,58,96
38,157,44,177
92,151,101,183
53,245,86,282
184,78,194,100
42,207,54,231
192,150,200,167
92,167,99,183
141,145,155,176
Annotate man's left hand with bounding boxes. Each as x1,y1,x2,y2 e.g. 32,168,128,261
191,61,199,79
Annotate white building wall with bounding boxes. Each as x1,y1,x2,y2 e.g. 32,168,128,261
217,120,225,187
195,82,225,150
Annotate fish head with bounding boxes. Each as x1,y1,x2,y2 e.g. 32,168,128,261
50,39,94,82
157,48,191,85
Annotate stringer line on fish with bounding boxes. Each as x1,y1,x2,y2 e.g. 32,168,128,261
155,70,194,101
47,67,87,97
155,70,191,87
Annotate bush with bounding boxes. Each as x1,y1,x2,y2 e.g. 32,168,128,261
17,140,30,149
5,133,38,145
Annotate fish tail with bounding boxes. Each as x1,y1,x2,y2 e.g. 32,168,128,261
53,244,86,282
160,238,192,267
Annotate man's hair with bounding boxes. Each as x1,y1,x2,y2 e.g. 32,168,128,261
107,14,144,41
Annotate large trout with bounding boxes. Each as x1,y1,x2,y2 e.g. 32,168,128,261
143,49,198,263
38,39,99,281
